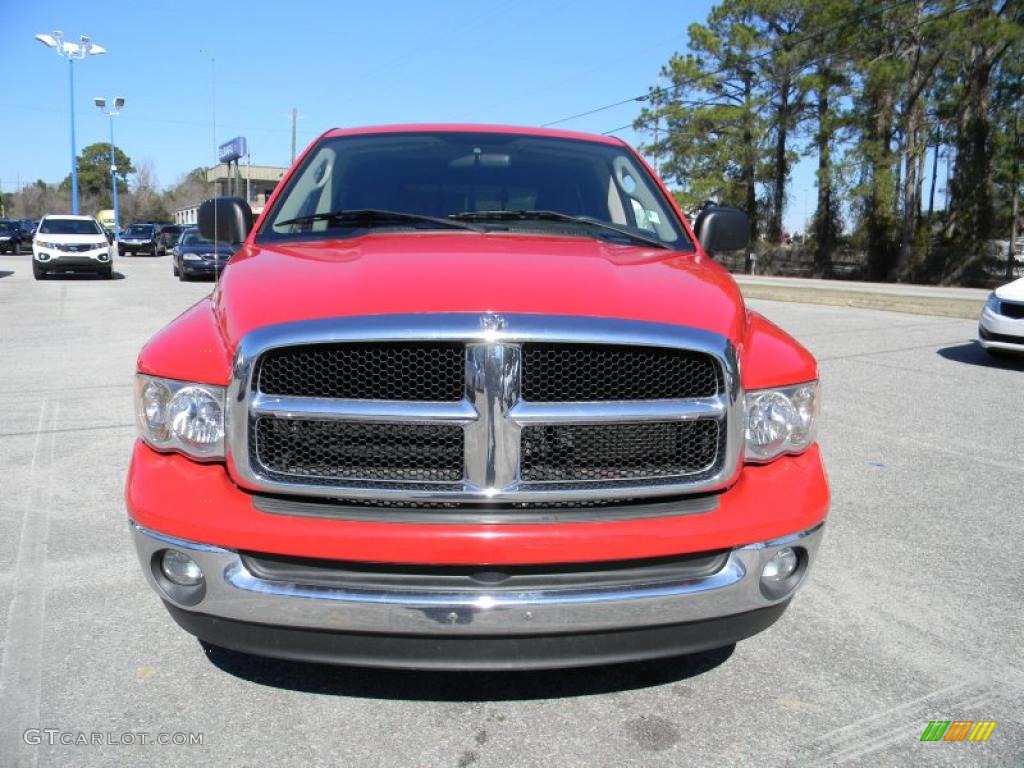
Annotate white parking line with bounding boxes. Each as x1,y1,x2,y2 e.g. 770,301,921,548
0,400,58,768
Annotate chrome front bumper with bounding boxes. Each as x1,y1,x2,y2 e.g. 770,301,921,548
131,522,823,638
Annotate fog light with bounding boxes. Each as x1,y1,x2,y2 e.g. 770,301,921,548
762,547,799,582
160,549,204,586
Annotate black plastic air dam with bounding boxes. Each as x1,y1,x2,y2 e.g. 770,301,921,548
163,600,790,671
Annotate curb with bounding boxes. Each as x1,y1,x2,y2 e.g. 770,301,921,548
736,283,984,320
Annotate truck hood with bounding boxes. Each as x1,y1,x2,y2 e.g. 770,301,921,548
212,232,746,350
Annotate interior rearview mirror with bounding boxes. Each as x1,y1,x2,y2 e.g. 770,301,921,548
693,206,750,255
198,197,253,245
449,153,511,169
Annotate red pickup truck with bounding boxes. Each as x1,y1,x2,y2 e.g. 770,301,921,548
127,125,828,669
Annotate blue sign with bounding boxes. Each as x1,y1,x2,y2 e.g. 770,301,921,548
218,136,248,163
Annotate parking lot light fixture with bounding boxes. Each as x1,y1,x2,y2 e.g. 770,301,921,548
96,96,125,243
35,30,107,215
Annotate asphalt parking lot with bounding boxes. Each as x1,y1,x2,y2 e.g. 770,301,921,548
0,252,1021,767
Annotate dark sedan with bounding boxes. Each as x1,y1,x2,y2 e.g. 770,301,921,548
157,224,186,253
171,228,236,281
119,223,161,256
0,220,27,253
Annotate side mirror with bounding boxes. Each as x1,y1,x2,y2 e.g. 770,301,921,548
693,206,749,254
198,197,252,245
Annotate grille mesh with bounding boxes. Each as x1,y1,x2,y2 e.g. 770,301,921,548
252,417,464,482
521,344,722,401
257,342,464,401
264,496,648,510
1000,301,1024,320
521,420,721,482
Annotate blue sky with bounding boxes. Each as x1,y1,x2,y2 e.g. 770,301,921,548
3,0,847,232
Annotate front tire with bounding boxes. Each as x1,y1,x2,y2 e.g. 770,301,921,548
32,262,46,280
172,261,179,277
14,242,21,255
100,264,113,280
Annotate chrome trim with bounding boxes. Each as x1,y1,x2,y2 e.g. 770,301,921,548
509,398,725,425
133,526,228,554
251,492,720,524
251,394,477,425
464,342,521,489
226,313,743,502
131,522,823,636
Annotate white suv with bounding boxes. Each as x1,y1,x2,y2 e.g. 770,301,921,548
33,215,114,280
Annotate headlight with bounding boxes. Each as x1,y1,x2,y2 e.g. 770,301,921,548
36,240,60,249
134,375,225,459
984,292,1001,314
745,381,819,462
182,253,201,261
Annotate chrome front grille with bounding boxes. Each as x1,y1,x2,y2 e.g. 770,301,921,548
230,313,742,503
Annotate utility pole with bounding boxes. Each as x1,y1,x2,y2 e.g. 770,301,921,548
1007,109,1021,279
291,107,297,165
95,96,125,241
652,76,662,149
35,31,106,214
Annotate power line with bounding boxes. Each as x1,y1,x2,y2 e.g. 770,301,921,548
541,0,924,129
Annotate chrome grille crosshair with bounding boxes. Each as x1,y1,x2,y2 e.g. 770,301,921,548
227,313,743,503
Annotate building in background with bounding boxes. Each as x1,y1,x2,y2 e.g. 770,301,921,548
174,163,287,225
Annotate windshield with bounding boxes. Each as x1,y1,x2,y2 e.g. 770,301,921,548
0,222,16,232
179,230,213,246
126,225,155,236
39,218,104,236
260,131,689,249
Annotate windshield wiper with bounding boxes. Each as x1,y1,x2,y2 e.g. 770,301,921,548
274,208,482,232
448,210,672,250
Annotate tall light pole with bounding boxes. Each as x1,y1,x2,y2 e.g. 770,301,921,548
35,31,106,215
95,96,125,242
